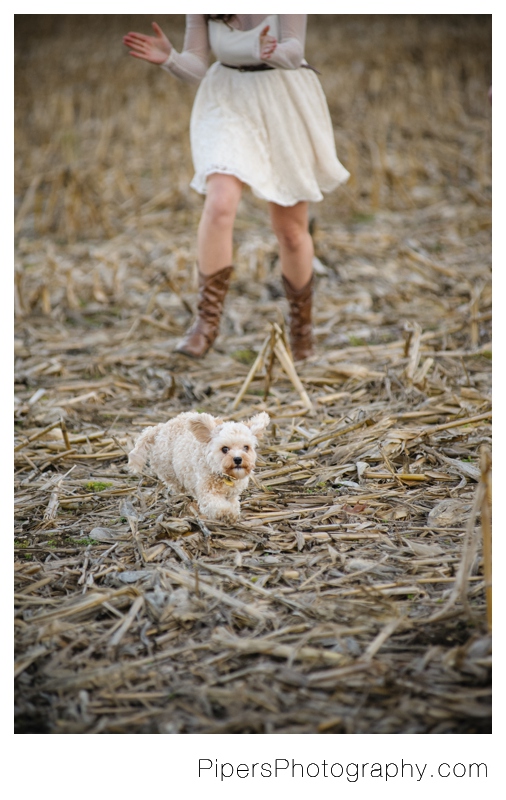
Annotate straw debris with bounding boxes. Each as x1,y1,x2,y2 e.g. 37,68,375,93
15,14,491,733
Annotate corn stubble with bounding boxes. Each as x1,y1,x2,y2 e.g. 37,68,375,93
15,15,491,733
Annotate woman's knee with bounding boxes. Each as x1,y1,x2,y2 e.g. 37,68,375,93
203,175,242,228
272,216,308,252
270,203,310,251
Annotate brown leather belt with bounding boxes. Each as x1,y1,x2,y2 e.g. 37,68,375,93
220,63,274,72
220,62,321,74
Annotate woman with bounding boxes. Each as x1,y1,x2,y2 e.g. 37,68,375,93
123,15,349,360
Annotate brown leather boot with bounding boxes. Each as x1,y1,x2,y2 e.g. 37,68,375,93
282,273,314,361
175,266,233,358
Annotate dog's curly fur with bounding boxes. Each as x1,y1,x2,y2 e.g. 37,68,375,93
128,411,269,521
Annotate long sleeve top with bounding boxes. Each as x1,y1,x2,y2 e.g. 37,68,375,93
162,14,307,85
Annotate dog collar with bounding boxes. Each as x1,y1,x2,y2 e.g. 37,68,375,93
221,474,237,486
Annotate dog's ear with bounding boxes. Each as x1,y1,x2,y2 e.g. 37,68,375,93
189,414,216,444
246,412,270,438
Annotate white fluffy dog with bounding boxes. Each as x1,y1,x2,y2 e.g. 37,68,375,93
128,411,270,522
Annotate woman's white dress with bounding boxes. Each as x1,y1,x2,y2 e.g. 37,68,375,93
162,14,350,207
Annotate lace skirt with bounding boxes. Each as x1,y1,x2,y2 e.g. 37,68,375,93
189,62,350,206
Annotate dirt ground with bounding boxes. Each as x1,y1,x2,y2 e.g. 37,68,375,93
14,15,491,734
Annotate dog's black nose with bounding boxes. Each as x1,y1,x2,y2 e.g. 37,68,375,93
233,457,242,466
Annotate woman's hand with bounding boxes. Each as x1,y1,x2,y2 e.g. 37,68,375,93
123,22,172,64
259,25,277,60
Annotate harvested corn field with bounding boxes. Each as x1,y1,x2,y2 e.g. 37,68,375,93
14,15,491,734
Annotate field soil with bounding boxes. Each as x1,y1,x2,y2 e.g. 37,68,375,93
15,15,491,734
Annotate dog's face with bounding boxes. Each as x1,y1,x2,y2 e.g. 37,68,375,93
189,412,269,480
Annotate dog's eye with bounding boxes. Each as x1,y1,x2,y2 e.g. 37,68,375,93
221,447,229,454
243,445,249,451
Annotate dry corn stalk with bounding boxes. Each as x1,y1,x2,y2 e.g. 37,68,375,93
232,323,313,411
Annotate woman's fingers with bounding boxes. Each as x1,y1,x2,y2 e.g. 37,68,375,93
124,32,149,41
124,23,169,63
151,21,164,38
123,33,150,46
259,25,277,59
260,32,277,58
125,44,146,56
123,36,146,51
124,24,162,42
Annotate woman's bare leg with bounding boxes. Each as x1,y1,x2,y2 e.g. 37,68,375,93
269,201,313,290
198,174,243,275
